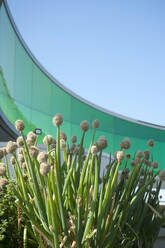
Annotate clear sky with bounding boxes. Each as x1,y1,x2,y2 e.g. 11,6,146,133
7,0,165,125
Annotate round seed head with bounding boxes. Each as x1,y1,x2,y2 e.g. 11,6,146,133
126,154,131,160
144,150,150,160
37,152,48,163
17,136,24,147
60,139,66,149
29,146,39,158
52,114,63,127
135,157,141,165
97,136,108,150
120,138,131,150
116,151,124,161
0,178,8,188
80,120,89,132
18,154,25,163
147,139,154,148
6,141,17,154
0,163,6,176
91,145,98,154
136,150,143,158
130,160,136,167
15,120,25,132
0,149,4,159
43,135,54,145
70,143,76,153
17,148,23,155
73,146,80,155
27,131,37,144
159,170,165,181
71,135,77,143
26,139,33,147
152,161,158,169
10,156,16,165
92,119,99,129
60,132,67,141
40,163,50,176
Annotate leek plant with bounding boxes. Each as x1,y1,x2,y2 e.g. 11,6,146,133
0,115,164,248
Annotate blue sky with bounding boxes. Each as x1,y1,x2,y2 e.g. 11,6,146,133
7,0,165,125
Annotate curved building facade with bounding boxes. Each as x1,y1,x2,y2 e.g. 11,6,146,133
0,1,165,168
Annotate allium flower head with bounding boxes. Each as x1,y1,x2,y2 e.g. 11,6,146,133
71,135,77,143
43,135,53,145
152,161,158,169
17,148,23,155
159,170,165,181
135,157,141,165
0,178,8,188
29,146,39,158
80,120,89,132
6,141,17,154
17,136,24,147
147,139,154,148
70,143,76,153
0,149,4,159
60,139,66,149
40,163,50,176
15,120,25,132
92,119,99,129
18,154,25,163
136,150,143,158
130,160,136,167
60,132,67,141
116,151,124,161
52,114,63,127
2,147,7,155
126,154,131,160
0,163,6,176
27,131,37,144
91,145,98,154
120,138,131,150
97,136,108,150
37,152,48,163
10,156,16,165
144,150,150,160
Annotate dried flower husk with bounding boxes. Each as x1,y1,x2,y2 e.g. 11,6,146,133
40,163,50,176
15,120,25,132
0,163,6,176
37,151,48,163
43,135,54,145
92,119,99,129
52,114,63,127
6,141,17,154
80,120,89,132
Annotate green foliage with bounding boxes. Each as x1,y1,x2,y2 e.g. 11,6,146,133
2,116,165,247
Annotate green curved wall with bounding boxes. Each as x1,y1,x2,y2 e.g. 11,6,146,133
0,1,165,169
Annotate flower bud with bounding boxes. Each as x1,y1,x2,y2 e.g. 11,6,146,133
29,146,39,158
126,154,131,160
116,151,124,161
17,148,23,155
70,143,76,153
73,146,80,155
37,152,48,163
15,120,25,132
40,163,50,176
130,160,136,167
27,132,37,145
91,145,98,154
6,141,17,154
92,119,99,129
136,150,143,158
17,136,24,147
144,150,150,160
120,138,131,150
152,161,158,169
60,139,66,149
80,120,89,132
52,114,63,127
10,156,16,165
0,149,4,159
18,154,25,164
0,163,6,176
159,170,165,181
0,178,8,188
97,136,108,150
43,135,54,145
2,147,7,156
71,135,77,143
147,139,154,148
60,132,67,141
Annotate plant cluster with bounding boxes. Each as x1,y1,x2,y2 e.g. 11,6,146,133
0,115,165,248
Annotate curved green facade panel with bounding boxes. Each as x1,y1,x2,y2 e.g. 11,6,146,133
0,1,165,169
